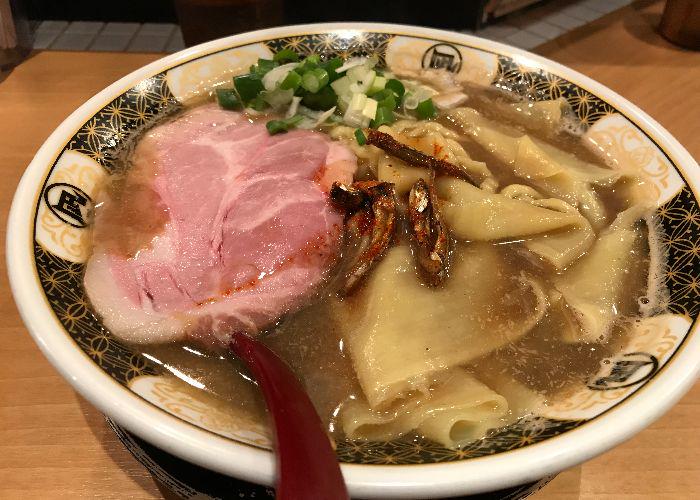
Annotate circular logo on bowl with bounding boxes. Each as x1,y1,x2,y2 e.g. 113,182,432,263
587,352,659,390
422,43,462,73
43,183,92,228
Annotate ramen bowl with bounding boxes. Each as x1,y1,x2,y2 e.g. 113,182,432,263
7,23,700,498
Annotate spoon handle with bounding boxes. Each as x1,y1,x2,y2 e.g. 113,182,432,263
229,331,349,500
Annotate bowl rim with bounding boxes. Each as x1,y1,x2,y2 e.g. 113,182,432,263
7,22,700,498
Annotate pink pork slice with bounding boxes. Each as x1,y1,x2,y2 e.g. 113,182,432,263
84,104,357,345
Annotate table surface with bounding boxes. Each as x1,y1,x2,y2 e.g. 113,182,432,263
1,1,698,498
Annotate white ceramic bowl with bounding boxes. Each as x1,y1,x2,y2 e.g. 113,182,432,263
7,23,700,498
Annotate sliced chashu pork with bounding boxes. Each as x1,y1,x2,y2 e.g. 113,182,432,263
85,104,356,345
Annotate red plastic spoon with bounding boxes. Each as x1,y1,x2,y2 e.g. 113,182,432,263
229,331,349,500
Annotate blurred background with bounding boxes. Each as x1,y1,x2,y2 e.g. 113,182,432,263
0,0,680,64
2,0,697,70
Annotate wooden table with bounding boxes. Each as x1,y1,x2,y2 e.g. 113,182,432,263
1,1,698,498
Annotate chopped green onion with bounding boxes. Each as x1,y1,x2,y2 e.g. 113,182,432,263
368,89,397,109
317,68,330,88
301,73,319,93
301,68,329,93
289,115,303,126
403,92,419,110
215,88,242,110
286,95,302,118
349,69,376,94
347,65,370,83
371,106,395,128
250,58,278,76
266,120,289,134
369,88,392,101
262,63,300,91
354,128,367,145
249,94,269,111
377,93,397,110
301,85,337,110
322,57,344,82
233,73,264,102
330,75,351,96
273,48,299,64
336,93,351,113
368,75,387,95
296,53,321,73
280,70,302,91
261,88,294,108
343,93,368,127
306,54,321,65
266,115,304,134
416,98,437,119
361,97,378,121
385,78,405,99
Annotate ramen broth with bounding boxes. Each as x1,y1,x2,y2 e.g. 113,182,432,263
94,79,664,446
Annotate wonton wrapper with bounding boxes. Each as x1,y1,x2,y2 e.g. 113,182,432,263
478,97,571,136
447,107,626,228
437,177,595,269
553,206,646,343
342,370,509,448
334,244,547,409
469,349,548,415
377,157,430,195
504,98,564,130
342,367,545,448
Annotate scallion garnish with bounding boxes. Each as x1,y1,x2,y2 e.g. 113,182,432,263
301,85,337,110
273,48,300,64
301,68,329,93
385,78,405,99
250,58,278,76
234,73,264,102
370,107,395,128
249,94,269,111
218,53,430,135
377,93,397,111
416,98,437,119
280,70,302,91
266,115,304,134
322,57,344,82
298,54,321,72
354,128,367,145
215,88,242,110
369,89,391,101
